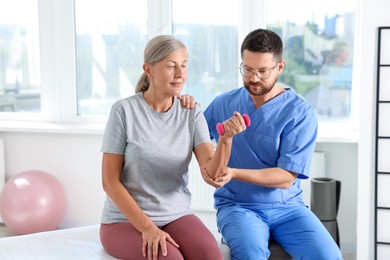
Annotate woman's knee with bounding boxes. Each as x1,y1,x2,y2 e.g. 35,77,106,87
163,215,223,260
100,223,184,260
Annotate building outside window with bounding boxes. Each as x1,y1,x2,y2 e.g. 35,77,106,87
266,0,356,122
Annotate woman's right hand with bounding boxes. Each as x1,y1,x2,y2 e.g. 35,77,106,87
141,224,179,260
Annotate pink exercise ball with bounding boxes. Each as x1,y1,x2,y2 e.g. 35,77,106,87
0,170,67,235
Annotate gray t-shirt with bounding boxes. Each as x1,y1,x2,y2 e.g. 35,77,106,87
101,92,211,226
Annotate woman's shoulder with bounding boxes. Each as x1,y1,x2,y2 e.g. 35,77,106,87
112,94,141,109
175,97,203,115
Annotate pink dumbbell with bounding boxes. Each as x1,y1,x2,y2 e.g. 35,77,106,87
216,114,251,136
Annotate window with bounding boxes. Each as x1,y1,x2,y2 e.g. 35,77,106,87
0,0,40,113
172,0,240,109
266,0,357,122
0,0,359,140
74,0,148,116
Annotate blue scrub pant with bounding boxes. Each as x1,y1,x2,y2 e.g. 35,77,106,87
217,204,343,260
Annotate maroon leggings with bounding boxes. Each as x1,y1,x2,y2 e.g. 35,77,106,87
100,214,223,260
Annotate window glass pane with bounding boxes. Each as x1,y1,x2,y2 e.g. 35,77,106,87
172,0,240,109
0,0,40,113
266,0,356,121
74,0,147,116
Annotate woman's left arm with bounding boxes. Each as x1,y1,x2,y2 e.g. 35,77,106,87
194,112,246,179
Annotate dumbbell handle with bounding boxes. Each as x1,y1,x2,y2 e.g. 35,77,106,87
216,114,251,136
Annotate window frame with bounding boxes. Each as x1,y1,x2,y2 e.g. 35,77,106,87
0,0,360,142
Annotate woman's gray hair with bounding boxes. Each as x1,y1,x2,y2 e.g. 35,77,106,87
135,35,187,93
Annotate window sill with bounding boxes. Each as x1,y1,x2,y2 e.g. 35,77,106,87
0,121,359,143
316,129,358,143
0,121,105,135
316,121,359,143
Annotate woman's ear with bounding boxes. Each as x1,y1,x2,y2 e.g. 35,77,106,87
143,63,152,78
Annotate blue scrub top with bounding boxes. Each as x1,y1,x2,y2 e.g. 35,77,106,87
204,87,318,208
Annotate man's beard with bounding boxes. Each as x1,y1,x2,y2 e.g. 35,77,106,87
243,76,277,96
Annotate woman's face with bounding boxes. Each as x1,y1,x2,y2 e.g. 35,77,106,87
146,48,188,97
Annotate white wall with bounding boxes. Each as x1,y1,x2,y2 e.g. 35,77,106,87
357,1,390,259
315,142,358,254
0,132,105,227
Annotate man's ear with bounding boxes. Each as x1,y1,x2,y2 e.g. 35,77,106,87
277,59,285,73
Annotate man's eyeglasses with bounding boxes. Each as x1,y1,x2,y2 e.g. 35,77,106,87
239,62,279,79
